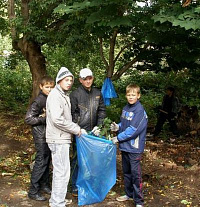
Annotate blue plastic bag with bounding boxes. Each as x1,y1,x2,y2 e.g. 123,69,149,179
76,134,116,206
101,78,117,106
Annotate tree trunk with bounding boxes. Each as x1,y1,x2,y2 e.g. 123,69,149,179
8,0,47,103
17,37,47,102
107,29,118,78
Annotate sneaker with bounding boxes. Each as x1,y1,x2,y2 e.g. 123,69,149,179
28,193,47,201
65,198,72,205
136,205,143,207
116,195,131,202
41,187,51,195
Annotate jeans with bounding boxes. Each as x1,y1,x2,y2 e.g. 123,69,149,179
29,142,51,195
48,143,70,207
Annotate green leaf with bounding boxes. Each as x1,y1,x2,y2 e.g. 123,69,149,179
86,12,102,24
108,17,132,28
181,200,192,205
194,6,200,13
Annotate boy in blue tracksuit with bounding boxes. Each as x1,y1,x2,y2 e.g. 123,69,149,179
110,84,148,207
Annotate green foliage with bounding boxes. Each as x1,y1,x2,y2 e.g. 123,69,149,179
0,1,8,35
152,2,200,31
107,69,200,124
1,0,200,122
0,65,31,112
106,93,126,123
98,117,112,139
53,0,154,76
0,35,32,112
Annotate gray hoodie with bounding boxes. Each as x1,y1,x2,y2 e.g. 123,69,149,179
46,67,80,144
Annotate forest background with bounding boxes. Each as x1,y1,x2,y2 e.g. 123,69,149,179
1,0,200,133
0,1,200,207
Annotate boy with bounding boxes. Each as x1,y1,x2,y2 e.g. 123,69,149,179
153,86,180,138
25,76,55,201
46,67,86,207
110,84,148,207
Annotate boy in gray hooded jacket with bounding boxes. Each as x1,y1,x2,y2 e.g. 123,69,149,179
46,67,86,207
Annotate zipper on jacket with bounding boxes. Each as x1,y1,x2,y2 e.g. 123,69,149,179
90,92,93,130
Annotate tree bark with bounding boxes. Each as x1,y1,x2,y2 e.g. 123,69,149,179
8,0,16,40
8,0,47,103
107,29,118,78
17,38,47,102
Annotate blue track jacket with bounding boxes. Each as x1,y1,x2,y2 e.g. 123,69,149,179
117,101,148,153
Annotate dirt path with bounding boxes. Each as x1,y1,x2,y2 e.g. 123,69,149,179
0,110,200,207
0,112,132,207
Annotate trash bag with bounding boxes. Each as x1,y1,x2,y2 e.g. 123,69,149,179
101,78,117,106
76,134,116,206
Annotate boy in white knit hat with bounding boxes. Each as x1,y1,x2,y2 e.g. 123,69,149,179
46,67,87,207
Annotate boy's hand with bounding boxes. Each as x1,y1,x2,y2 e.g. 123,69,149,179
77,129,88,137
92,126,100,136
39,108,46,118
110,122,119,132
111,136,118,144
77,130,82,137
81,129,88,135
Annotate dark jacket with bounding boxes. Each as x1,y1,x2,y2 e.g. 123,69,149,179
25,91,47,143
117,101,148,154
161,95,180,116
70,85,106,131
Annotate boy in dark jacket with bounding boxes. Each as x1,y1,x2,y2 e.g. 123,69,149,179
25,76,54,201
153,86,180,137
110,84,148,207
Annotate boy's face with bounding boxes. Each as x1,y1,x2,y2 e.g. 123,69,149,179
79,76,94,90
126,90,140,105
40,82,54,96
166,89,173,97
59,76,73,91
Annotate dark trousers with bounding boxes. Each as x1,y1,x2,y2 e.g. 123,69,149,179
29,142,51,195
71,140,78,191
122,151,144,205
154,112,178,136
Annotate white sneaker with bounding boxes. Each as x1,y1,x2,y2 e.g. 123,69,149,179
65,198,72,205
136,205,143,207
116,195,131,202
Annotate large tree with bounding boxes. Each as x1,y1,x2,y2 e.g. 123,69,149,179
7,0,66,100
54,0,153,80
5,0,200,100
54,0,200,80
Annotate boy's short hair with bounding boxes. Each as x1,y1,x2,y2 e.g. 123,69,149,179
40,76,54,86
166,86,175,93
126,84,140,94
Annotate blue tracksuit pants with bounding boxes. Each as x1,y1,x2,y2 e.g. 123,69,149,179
121,151,144,205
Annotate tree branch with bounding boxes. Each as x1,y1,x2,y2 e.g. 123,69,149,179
182,0,192,7
114,41,134,63
21,0,30,25
99,37,109,70
40,0,63,22
107,29,118,77
112,57,138,80
8,0,17,40
112,43,150,80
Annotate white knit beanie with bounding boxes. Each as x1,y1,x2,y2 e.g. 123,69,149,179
56,67,74,83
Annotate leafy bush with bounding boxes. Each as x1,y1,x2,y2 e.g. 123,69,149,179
106,69,200,125
0,66,31,112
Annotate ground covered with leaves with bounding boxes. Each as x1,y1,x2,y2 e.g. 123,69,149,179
0,106,200,207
